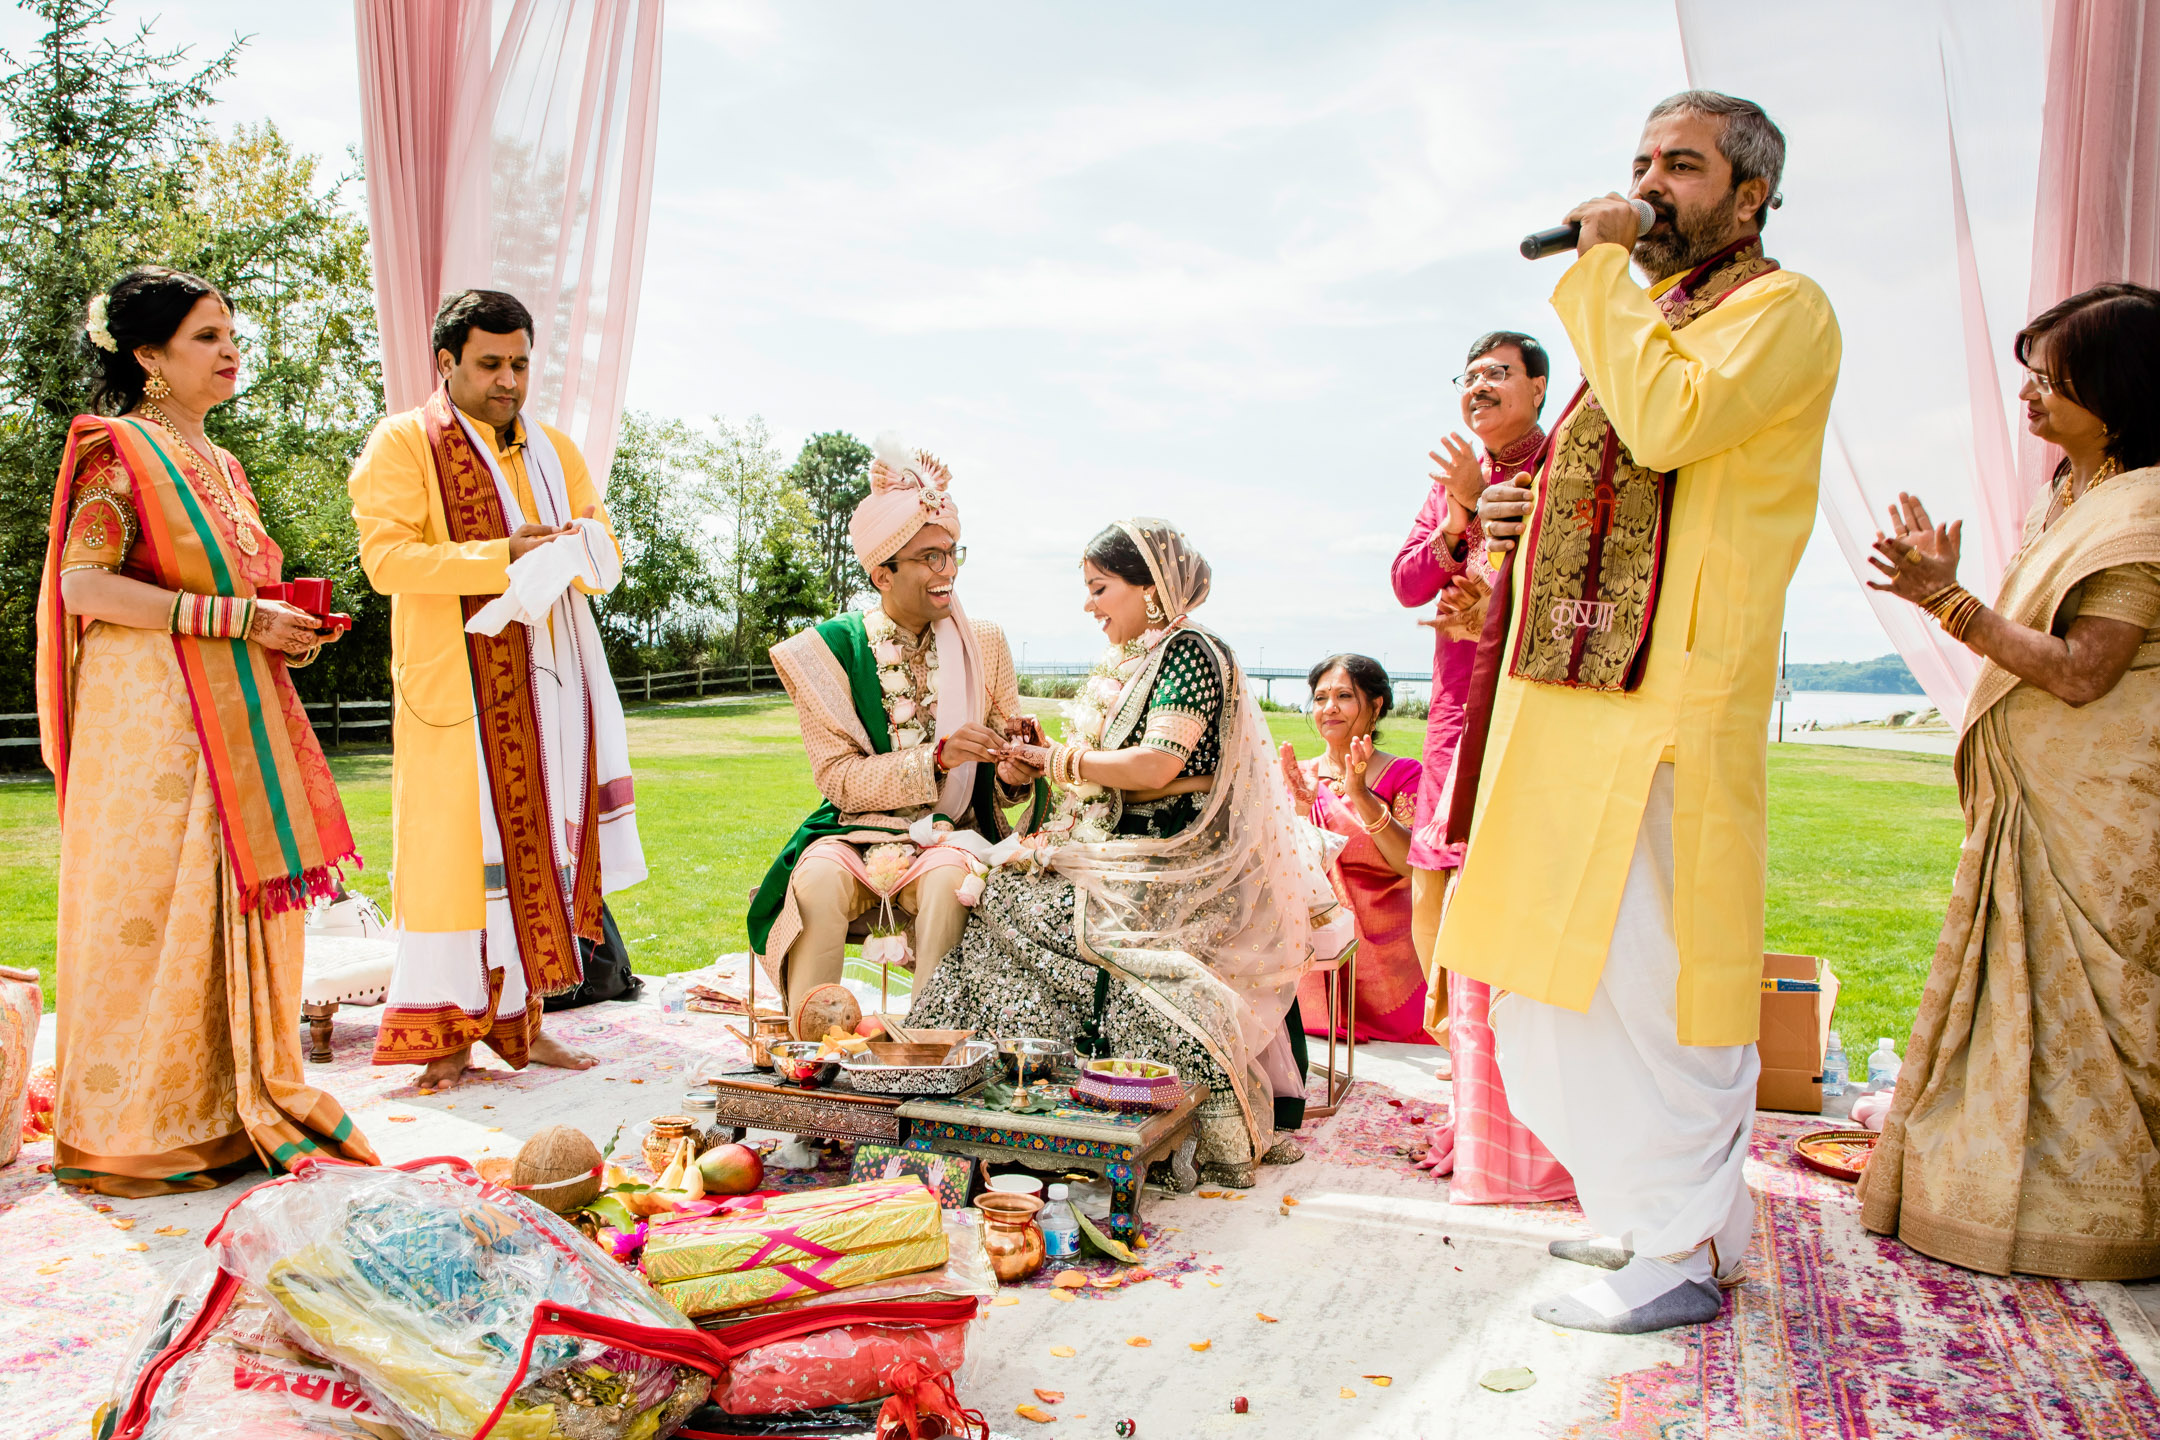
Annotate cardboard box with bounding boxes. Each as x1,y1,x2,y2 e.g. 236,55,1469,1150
1756,953,1838,1114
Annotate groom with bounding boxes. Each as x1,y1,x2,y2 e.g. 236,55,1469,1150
750,439,1044,1024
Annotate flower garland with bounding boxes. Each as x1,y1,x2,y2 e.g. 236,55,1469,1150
1029,629,1166,850
863,606,938,751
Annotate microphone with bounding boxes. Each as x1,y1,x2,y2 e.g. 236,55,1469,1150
1520,197,1657,260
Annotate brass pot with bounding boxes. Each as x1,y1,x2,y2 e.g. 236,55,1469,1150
643,1115,702,1173
974,1191,1047,1283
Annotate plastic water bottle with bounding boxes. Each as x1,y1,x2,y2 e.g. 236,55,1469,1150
1822,1031,1848,1099
1867,1037,1901,1092
660,975,686,1017
1041,1183,1080,1262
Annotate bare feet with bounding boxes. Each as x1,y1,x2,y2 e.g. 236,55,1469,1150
417,1047,473,1092
528,1027,597,1071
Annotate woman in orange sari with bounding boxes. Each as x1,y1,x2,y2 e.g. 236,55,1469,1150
36,266,378,1195
1281,654,1430,1044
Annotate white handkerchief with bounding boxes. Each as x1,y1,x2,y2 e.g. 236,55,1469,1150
465,518,620,636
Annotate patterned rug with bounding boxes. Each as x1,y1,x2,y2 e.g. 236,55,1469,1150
4,983,2158,1439
1277,1078,2160,1438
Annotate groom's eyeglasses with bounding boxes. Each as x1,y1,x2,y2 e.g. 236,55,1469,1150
886,545,967,574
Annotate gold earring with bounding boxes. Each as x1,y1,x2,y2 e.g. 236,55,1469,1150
1145,591,1166,624
143,369,172,401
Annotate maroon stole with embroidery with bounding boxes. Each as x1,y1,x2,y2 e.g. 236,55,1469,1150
421,387,599,999
1445,237,1779,845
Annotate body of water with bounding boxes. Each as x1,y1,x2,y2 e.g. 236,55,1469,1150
1771,690,1934,730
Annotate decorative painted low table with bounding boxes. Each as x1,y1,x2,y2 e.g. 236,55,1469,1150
701,1072,907,1147
897,1080,1203,1240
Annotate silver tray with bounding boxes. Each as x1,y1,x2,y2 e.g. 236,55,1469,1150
839,1040,998,1095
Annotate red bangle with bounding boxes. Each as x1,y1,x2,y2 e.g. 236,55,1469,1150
933,737,948,772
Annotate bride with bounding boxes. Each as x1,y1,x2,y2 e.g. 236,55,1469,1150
907,518,1344,1187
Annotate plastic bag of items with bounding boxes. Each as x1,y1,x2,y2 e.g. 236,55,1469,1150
99,1156,718,1440
687,1208,996,1423
93,1249,398,1440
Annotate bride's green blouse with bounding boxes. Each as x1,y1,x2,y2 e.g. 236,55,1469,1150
1113,630,1225,840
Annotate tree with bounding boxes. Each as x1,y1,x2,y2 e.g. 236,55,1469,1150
0,0,239,713
744,491,830,645
707,415,789,662
787,430,871,613
596,410,722,668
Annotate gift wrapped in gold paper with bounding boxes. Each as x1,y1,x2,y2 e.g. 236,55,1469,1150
656,1232,951,1318
642,1180,947,1317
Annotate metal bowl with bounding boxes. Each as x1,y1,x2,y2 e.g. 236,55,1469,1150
997,1037,1072,1087
767,1040,841,1088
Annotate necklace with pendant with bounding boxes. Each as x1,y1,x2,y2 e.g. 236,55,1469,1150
141,402,261,555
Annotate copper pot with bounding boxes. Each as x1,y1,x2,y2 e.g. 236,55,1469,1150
643,1115,701,1173
974,1191,1047,1283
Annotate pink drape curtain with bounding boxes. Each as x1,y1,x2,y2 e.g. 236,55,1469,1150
355,0,664,482
1676,0,2158,721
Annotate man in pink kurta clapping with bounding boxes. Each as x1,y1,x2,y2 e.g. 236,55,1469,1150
1391,331,1575,1205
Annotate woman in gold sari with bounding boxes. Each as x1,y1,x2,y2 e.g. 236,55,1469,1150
36,266,378,1195
1858,282,2160,1279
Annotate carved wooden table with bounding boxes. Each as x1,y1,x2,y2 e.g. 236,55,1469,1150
897,1081,1202,1240
701,1072,907,1147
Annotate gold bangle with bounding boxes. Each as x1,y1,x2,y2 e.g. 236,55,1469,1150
1940,594,1985,642
1923,583,1974,622
1359,804,1392,835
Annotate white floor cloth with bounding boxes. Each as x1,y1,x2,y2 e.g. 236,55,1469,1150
1490,764,1759,1264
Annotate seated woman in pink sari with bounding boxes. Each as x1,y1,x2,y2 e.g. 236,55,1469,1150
1278,655,1430,1045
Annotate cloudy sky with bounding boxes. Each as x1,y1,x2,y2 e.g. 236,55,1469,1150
19,1,2042,673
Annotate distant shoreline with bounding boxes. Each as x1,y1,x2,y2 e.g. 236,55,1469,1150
1782,654,1924,696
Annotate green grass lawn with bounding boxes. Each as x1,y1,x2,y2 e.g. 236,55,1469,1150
1,701,1960,1052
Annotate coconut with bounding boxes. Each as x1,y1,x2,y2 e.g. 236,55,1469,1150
791,982,862,1043
511,1124,604,1214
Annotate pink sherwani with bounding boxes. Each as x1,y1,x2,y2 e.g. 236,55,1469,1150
1391,427,1546,870
1395,425,1574,1205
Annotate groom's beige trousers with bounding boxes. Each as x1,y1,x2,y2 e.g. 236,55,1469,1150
783,857,971,1018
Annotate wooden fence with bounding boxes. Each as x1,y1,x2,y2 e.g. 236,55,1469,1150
0,662,781,753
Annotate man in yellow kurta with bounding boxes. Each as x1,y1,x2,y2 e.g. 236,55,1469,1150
1436,92,1840,1333
349,289,643,1089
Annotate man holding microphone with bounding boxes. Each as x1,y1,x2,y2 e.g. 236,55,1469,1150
1436,91,1841,1333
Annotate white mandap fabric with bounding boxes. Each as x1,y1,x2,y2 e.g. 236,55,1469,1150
355,0,663,482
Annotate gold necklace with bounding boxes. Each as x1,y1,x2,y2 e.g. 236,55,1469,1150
2058,456,2123,516
140,402,260,555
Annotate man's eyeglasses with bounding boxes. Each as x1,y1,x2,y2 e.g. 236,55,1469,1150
1453,363,1515,391
886,545,967,574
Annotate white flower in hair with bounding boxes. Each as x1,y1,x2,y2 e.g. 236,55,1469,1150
84,293,116,353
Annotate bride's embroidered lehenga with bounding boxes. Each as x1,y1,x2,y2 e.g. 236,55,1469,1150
908,520,1337,1186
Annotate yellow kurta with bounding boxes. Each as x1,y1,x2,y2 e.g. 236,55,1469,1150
347,405,614,933
1436,242,1841,1045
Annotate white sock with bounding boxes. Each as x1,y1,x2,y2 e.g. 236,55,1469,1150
1567,1248,1708,1319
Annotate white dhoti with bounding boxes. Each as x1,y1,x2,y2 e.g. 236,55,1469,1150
1491,764,1758,1265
